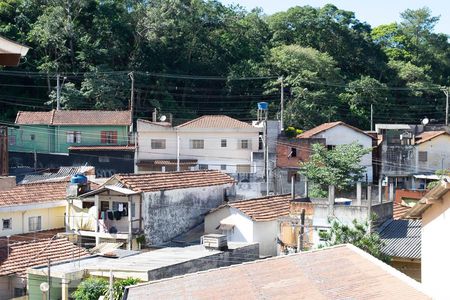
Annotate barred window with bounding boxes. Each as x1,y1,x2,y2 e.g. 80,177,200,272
151,139,166,149
190,139,204,149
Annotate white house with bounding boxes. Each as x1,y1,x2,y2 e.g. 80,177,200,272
205,194,291,256
415,131,450,173
135,115,261,176
405,180,450,299
297,121,374,182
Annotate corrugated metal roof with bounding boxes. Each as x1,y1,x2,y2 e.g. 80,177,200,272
379,219,421,259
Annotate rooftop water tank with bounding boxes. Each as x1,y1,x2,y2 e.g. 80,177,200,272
257,102,268,110
70,173,87,185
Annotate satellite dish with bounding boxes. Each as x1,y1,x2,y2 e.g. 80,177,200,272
160,115,167,122
421,117,429,126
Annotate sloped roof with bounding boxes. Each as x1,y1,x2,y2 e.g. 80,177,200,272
0,181,67,208
15,110,131,126
415,131,450,144
393,202,412,220
124,244,430,300
297,121,373,139
0,237,90,276
379,219,421,260
406,180,450,218
20,166,95,184
112,170,235,193
176,115,253,129
225,194,291,221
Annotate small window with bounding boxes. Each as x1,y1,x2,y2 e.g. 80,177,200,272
221,164,227,170
418,151,428,162
199,164,208,170
318,229,328,241
191,139,204,149
240,140,250,149
28,216,42,232
9,135,16,146
151,139,166,149
236,164,251,173
258,133,263,150
221,139,227,147
290,148,297,157
112,202,128,216
30,134,35,141
101,131,117,144
327,145,335,151
2,218,11,230
67,131,81,143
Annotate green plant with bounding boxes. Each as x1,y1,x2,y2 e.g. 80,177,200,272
104,277,141,300
72,277,108,300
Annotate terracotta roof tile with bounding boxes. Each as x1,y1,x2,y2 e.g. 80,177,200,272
227,194,291,221
0,237,90,276
0,181,67,207
15,110,131,126
393,202,412,220
298,121,373,139
176,115,253,129
125,244,430,299
415,131,449,144
114,170,235,192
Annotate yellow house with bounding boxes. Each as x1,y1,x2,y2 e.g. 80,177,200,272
406,180,450,299
0,181,67,236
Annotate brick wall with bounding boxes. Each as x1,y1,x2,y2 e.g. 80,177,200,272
395,189,427,204
276,138,325,168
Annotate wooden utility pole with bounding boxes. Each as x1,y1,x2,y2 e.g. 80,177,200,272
129,72,135,131
56,74,61,111
299,208,306,251
0,127,8,176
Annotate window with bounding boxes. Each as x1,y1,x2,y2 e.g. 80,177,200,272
236,164,251,173
290,148,297,158
67,131,81,143
190,139,204,149
30,134,35,141
327,145,335,151
101,131,117,144
112,201,129,216
240,139,250,149
418,151,428,162
8,135,16,146
199,164,208,170
318,229,328,241
151,139,166,149
14,288,26,297
2,218,11,230
28,216,41,232
287,170,300,182
221,139,227,147
221,164,227,171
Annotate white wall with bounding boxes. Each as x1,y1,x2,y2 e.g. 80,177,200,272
313,125,373,182
253,220,278,256
416,134,450,173
421,191,450,299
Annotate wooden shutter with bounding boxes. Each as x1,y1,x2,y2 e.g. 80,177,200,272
101,131,107,144
112,131,118,144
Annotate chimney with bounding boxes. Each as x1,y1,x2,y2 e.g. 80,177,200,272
202,234,228,251
152,108,157,122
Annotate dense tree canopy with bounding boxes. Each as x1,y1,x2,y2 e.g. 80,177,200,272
0,1,448,128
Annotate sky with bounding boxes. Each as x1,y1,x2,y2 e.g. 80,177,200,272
219,0,450,35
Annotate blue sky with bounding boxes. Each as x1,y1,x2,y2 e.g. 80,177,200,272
219,0,450,34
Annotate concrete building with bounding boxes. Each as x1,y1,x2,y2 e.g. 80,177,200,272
27,241,258,300
67,170,235,248
205,194,291,256
406,180,450,299
123,244,430,299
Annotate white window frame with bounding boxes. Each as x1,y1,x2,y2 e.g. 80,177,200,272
67,131,81,144
418,151,428,162
240,139,250,149
151,139,166,149
190,139,204,149
28,216,42,232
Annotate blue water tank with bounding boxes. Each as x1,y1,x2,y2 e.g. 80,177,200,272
257,102,269,110
70,173,88,184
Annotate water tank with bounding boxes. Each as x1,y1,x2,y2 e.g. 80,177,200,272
257,102,268,110
70,173,88,184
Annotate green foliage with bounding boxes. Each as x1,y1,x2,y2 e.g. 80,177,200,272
320,218,390,263
299,143,371,197
72,277,108,300
104,277,141,300
284,126,302,138
427,169,449,189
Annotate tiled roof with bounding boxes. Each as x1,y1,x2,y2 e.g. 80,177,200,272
124,244,430,300
15,110,131,126
68,145,135,151
0,181,67,207
176,115,253,129
226,194,291,221
298,121,373,139
379,219,421,260
415,131,449,144
393,202,412,220
0,237,90,276
113,170,235,192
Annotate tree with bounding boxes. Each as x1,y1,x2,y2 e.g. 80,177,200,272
319,218,390,263
299,142,371,197
104,277,141,300
72,277,108,300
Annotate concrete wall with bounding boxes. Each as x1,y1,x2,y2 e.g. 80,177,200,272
0,275,26,300
0,205,65,236
391,259,421,282
416,134,450,173
146,243,259,281
253,220,278,256
421,190,450,299
143,184,231,245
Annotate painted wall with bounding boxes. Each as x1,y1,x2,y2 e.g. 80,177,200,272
0,204,65,236
253,220,278,256
391,259,421,282
416,134,450,173
143,184,231,245
421,190,450,299
0,275,26,300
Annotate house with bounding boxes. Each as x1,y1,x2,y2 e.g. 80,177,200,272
135,115,261,177
379,219,422,282
415,131,450,174
67,170,235,249
0,35,29,66
123,244,430,299
405,180,450,299
9,110,134,177
0,236,89,299
205,194,291,256
0,181,68,236
27,238,258,300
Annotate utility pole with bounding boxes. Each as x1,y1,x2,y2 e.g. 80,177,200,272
265,119,269,196
297,208,306,252
280,77,284,131
109,270,114,300
56,74,61,111
129,72,135,131
442,87,449,126
47,258,51,300
370,104,373,131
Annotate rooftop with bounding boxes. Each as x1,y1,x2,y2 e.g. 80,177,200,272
0,181,67,208
379,219,421,260
176,115,253,129
19,165,95,184
297,121,373,139
393,202,412,220
415,131,450,144
15,110,131,126
110,170,235,193
124,244,429,299
222,194,291,221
